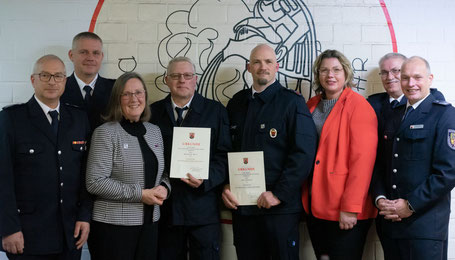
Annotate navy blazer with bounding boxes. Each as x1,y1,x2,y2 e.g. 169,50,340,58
150,93,231,226
227,81,317,215
61,73,115,131
0,97,92,254
371,94,455,240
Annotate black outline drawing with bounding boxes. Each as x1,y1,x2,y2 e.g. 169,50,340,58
154,0,368,101
118,56,137,72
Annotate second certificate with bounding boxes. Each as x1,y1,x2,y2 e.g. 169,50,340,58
228,151,266,205
170,127,211,179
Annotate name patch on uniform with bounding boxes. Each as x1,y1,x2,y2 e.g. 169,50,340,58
410,124,424,129
448,129,455,150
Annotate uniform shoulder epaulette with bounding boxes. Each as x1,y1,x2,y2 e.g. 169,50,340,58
63,103,85,110
284,88,302,96
433,100,451,106
2,103,25,110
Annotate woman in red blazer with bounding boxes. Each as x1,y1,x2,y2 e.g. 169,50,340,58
302,50,378,260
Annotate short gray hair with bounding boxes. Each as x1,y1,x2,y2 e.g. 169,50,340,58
378,52,407,67
32,54,66,75
72,31,103,50
403,56,431,74
167,56,196,75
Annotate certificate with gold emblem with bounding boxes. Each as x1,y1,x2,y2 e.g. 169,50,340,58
228,151,266,205
170,127,211,179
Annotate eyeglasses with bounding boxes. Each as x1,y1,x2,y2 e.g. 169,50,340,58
379,69,401,78
121,90,146,99
319,68,344,76
34,72,66,82
168,73,195,80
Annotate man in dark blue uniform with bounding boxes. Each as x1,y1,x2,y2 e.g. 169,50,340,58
371,56,455,260
61,32,115,131
150,57,231,260
0,55,92,259
221,44,317,259
368,53,446,246
368,53,445,119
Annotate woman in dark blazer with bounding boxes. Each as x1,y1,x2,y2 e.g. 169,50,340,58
86,72,170,260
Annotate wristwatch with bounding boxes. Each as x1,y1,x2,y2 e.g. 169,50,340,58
407,200,415,213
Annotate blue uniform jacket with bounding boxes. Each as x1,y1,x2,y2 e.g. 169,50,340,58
0,97,92,254
371,93,455,240
226,81,317,215
61,73,115,131
149,93,231,225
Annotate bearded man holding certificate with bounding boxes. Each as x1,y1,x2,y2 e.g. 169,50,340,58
222,44,318,260
150,56,232,260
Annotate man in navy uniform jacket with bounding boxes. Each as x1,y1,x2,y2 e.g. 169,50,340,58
150,56,231,260
61,32,115,131
371,56,455,260
221,44,317,259
367,52,445,120
368,52,446,249
0,55,92,259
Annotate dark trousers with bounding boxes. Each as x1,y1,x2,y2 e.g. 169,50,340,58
381,234,445,260
157,223,220,260
6,252,81,260
87,220,158,260
232,213,300,260
307,214,372,260
6,236,81,260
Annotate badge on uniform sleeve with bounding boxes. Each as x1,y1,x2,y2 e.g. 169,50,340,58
448,129,455,150
270,128,277,138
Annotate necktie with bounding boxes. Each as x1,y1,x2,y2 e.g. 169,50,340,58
83,85,92,107
49,110,59,135
402,106,414,121
390,100,399,109
175,106,188,126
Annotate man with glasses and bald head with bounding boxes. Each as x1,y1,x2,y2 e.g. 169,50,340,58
0,54,92,259
150,56,231,260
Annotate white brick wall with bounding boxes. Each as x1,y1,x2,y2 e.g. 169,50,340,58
1,0,455,259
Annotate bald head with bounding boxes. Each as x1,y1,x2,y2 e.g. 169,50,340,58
247,44,279,91
33,54,66,75
402,56,431,75
400,56,433,105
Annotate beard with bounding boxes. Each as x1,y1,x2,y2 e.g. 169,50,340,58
257,77,269,86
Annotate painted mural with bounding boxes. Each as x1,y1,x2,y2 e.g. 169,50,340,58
93,0,394,103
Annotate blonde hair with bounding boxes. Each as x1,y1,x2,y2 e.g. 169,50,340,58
312,49,354,96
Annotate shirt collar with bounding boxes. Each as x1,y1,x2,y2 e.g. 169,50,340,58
74,72,98,92
34,95,60,115
389,94,404,103
171,95,194,110
406,93,430,110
